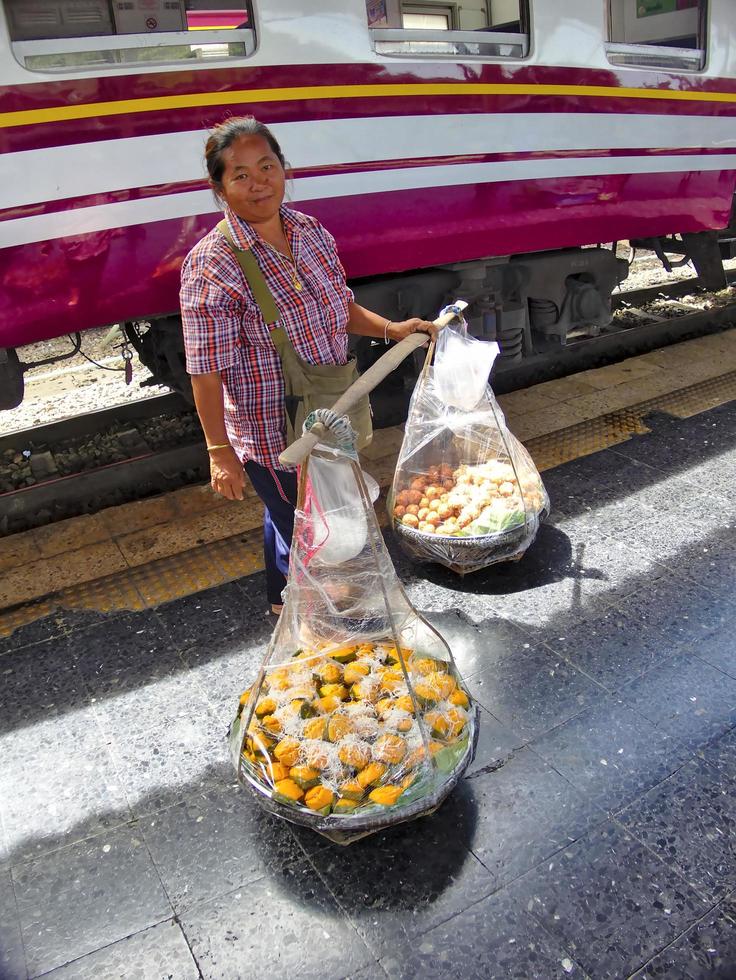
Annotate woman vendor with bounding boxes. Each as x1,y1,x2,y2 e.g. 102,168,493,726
180,116,436,616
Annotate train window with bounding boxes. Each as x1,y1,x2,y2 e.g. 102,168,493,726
606,0,707,71
367,0,529,59
4,0,255,72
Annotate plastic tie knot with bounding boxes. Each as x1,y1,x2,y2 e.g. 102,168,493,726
439,302,467,325
303,408,358,459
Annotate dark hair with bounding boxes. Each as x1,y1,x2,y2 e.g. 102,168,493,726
205,116,286,189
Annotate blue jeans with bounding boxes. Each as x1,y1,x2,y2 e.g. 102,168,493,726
244,460,298,606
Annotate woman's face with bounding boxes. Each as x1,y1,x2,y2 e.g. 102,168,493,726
216,134,286,224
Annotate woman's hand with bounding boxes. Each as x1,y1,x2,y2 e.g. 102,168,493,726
387,318,439,344
209,446,246,500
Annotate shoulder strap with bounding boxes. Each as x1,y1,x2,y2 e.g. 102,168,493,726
217,219,280,325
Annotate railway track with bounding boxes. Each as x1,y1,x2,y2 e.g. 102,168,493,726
0,392,206,534
1,274,734,536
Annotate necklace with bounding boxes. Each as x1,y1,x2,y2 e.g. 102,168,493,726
264,236,302,292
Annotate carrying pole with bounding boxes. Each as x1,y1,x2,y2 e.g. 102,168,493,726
279,302,467,467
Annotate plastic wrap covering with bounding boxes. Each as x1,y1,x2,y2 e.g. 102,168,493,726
229,416,478,845
390,316,549,574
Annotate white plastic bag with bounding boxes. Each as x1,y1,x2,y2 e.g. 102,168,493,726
434,321,498,411
306,450,380,566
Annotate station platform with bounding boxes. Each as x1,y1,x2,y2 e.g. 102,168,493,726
0,331,735,979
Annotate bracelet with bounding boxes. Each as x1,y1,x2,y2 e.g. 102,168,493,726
383,319,392,345
206,443,232,453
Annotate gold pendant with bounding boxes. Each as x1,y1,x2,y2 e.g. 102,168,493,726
293,278,302,291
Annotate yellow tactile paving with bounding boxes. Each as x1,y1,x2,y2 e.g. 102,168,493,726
0,598,58,639
526,410,652,471
128,544,235,607
639,370,736,419
56,569,147,614
0,329,734,628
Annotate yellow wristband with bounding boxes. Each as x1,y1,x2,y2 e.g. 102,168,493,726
206,443,232,453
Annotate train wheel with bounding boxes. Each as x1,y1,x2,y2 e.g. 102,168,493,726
0,349,24,409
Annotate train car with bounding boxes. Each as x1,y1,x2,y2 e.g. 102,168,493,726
1,0,735,410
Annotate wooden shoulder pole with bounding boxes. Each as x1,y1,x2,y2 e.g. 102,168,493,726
278,303,467,467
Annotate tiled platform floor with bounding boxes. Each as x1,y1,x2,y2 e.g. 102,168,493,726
0,401,734,979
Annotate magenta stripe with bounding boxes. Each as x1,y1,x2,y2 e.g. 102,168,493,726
2,146,736,223
3,61,736,114
2,167,734,348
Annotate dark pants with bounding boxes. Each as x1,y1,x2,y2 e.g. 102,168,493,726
244,460,298,606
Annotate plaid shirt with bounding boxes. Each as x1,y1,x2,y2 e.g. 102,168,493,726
180,206,353,469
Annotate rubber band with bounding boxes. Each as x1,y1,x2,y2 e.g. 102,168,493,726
303,408,358,460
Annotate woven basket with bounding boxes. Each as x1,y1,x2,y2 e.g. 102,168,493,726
393,508,548,574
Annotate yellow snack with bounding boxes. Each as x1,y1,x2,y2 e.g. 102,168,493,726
375,697,394,719
380,670,406,693
369,785,404,806
315,662,343,684
248,732,275,757
343,662,371,685
412,658,448,677
449,689,470,708
333,798,359,814
239,687,252,706
320,683,349,701
273,778,303,803
338,778,365,801
289,766,320,789
385,646,410,666
303,716,329,740
446,707,467,739
273,736,300,768
302,741,331,770
338,741,372,770
357,762,387,789
373,733,407,765
305,785,335,812
350,678,380,704
330,645,358,664
254,696,277,717
424,710,449,740
260,714,282,734
414,672,456,705
394,695,415,715
327,714,352,742
264,762,290,783
316,695,342,714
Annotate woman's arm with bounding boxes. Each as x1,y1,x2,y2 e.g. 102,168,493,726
346,302,437,343
191,372,246,501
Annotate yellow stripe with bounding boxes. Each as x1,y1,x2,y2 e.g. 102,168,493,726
2,81,736,130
